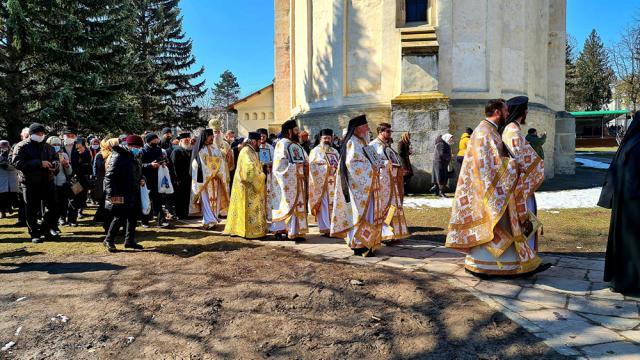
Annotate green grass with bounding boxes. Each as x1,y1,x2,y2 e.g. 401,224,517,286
576,147,618,152
0,205,611,258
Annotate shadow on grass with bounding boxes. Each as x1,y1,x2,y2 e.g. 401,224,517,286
0,248,45,259
0,261,126,274
152,240,259,258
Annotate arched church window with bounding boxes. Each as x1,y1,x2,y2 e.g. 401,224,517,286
260,112,266,120
268,112,274,120
405,0,427,23
244,113,250,121
252,112,258,120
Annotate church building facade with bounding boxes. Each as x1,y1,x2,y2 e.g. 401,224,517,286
272,0,572,189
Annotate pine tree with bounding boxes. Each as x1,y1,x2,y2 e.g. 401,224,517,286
131,0,206,129
0,0,40,142
565,35,580,111
574,29,614,111
32,0,138,133
211,70,240,131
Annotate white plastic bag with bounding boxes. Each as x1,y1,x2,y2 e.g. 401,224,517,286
157,164,174,194
140,184,151,215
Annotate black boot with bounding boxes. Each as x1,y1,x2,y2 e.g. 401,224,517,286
103,240,116,253
124,242,143,250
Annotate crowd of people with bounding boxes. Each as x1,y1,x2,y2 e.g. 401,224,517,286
0,116,414,255
1,96,564,281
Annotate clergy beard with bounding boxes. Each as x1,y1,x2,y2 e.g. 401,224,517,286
181,143,192,150
213,133,225,148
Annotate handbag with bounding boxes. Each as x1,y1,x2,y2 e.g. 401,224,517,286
70,177,84,195
157,164,174,194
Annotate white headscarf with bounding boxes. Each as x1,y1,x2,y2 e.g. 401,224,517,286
441,133,453,144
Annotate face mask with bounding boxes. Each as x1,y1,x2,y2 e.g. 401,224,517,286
130,148,142,156
91,144,99,150
53,146,61,152
63,137,75,146
31,134,45,143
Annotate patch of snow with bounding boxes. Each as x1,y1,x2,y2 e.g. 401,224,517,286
14,327,22,336
575,157,610,169
1,342,15,352
126,336,135,344
405,187,603,210
15,297,26,302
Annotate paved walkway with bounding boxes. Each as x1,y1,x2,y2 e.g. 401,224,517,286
247,226,640,359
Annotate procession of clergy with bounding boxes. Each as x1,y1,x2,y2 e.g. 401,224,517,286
193,95,550,278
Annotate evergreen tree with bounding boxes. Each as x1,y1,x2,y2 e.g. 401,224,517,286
33,0,138,133
0,0,40,142
565,35,580,111
574,29,614,111
131,0,206,129
211,70,240,131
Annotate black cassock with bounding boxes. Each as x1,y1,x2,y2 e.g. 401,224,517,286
598,112,640,293
170,146,193,219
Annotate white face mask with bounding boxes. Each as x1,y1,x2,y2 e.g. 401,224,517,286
63,136,75,146
91,144,99,150
30,134,45,143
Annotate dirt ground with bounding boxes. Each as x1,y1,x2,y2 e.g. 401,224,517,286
0,242,564,359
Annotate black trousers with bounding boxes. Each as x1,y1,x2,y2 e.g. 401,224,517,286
54,185,70,224
143,190,166,225
67,189,87,223
105,208,137,245
22,183,56,238
174,182,191,218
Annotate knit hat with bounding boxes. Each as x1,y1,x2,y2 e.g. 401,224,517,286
144,132,159,144
126,135,144,147
28,123,46,135
162,127,172,135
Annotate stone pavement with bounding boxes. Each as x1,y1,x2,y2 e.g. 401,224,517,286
249,227,640,359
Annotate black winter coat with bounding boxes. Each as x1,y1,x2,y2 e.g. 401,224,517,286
598,117,640,293
104,146,139,212
64,146,92,186
141,144,166,192
11,139,57,186
432,138,452,186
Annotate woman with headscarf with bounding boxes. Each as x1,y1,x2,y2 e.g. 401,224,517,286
397,132,413,193
598,111,640,294
432,133,453,197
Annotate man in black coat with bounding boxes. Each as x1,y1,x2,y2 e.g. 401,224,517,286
141,132,169,227
11,123,58,243
169,132,192,219
598,111,640,294
61,128,92,226
103,135,144,252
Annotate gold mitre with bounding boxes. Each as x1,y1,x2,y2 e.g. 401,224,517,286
208,115,222,131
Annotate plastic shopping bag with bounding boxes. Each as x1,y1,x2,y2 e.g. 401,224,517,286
157,164,174,194
140,184,152,215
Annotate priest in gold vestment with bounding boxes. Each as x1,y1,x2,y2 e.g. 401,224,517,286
190,129,230,229
369,122,409,242
446,99,549,277
308,129,339,235
270,120,309,240
224,132,267,239
331,115,385,256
